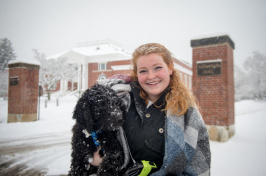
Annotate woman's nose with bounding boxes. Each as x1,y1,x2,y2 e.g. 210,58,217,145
148,72,156,79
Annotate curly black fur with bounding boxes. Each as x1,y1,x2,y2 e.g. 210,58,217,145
69,84,127,176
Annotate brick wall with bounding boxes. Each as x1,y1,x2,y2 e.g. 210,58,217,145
191,36,235,127
88,60,131,87
8,63,40,122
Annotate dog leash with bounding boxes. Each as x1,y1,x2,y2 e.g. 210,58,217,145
83,129,157,175
82,129,102,148
120,128,158,176
90,131,100,147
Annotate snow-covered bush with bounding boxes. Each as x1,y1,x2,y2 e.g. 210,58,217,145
235,51,266,101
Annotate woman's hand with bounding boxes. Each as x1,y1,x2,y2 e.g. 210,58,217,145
90,148,103,166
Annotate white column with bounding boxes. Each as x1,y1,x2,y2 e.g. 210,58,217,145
71,79,74,91
64,79,68,91
60,80,64,91
77,64,82,91
82,63,88,90
81,64,85,91
61,79,69,91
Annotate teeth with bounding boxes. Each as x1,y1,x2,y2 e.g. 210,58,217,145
148,82,159,85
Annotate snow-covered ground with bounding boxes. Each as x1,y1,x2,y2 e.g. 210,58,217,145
0,95,77,176
0,95,266,175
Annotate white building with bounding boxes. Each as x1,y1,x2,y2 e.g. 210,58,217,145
51,39,192,91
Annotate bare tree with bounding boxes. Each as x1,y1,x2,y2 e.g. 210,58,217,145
244,51,266,99
33,49,78,100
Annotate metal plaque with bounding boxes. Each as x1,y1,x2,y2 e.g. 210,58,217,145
197,62,221,76
10,77,19,86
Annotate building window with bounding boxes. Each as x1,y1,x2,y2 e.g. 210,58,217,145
98,63,107,71
50,82,57,90
98,74,107,84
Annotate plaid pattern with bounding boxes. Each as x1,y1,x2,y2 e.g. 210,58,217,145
99,78,211,175
151,107,211,176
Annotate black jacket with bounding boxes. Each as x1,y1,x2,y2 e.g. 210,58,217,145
123,82,168,168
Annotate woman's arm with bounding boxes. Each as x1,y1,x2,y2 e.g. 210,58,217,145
182,108,211,176
152,108,211,176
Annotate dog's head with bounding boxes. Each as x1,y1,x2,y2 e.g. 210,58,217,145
73,84,130,132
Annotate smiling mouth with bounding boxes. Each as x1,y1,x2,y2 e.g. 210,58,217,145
147,81,161,85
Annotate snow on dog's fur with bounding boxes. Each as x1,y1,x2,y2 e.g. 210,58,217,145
69,83,130,176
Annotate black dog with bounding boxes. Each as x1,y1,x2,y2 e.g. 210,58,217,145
69,83,130,176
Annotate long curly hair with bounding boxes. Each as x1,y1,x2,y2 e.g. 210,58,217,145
131,43,198,116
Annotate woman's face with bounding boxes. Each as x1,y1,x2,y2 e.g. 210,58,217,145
137,53,172,102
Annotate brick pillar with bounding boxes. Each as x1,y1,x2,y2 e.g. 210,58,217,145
191,35,235,142
8,61,40,123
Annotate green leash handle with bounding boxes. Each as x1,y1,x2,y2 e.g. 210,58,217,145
123,160,157,176
139,160,157,176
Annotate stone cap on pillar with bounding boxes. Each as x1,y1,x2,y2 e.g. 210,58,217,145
8,59,40,69
191,34,235,49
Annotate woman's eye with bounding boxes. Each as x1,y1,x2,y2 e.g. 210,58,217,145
139,70,147,74
155,66,162,70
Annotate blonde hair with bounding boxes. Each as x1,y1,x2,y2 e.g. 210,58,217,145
131,43,198,116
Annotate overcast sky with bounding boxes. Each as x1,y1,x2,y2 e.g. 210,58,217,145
0,0,265,67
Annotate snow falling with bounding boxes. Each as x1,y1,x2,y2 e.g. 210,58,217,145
0,95,266,175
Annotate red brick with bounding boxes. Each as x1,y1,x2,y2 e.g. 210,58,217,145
192,43,234,126
8,63,40,115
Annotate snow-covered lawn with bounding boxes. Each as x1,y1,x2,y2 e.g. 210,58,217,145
211,100,266,175
0,95,77,175
0,96,266,175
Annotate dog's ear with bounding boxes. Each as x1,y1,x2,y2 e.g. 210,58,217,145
116,92,131,112
72,89,94,132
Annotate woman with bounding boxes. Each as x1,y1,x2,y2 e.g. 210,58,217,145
92,43,211,175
